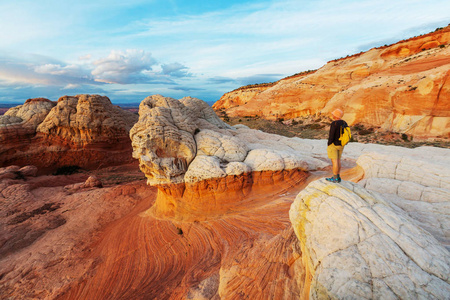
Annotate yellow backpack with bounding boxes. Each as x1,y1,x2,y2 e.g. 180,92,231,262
339,123,352,146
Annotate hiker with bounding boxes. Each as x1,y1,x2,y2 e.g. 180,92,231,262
326,108,348,183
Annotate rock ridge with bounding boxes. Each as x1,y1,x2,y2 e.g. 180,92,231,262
214,25,450,140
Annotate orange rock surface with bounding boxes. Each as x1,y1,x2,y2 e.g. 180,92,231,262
213,26,450,139
1,163,327,299
0,95,138,172
58,169,316,300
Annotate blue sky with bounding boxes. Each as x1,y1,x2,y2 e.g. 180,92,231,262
0,0,449,104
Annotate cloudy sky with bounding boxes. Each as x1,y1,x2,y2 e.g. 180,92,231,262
0,0,449,104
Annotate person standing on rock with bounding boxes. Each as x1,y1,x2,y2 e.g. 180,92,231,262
326,108,347,183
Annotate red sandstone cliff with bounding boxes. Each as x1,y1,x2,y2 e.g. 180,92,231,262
213,26,450,139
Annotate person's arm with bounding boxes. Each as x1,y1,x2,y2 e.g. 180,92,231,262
328,121,336,146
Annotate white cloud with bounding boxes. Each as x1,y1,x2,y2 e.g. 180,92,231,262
161,62,190,77
63,84,81,90
92,49,157,84
34,64,84,77
0,54,94,86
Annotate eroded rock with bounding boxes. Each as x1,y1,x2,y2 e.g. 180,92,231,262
130,95,328,220
289,178,450,299
0,95,138,171
130,95,326,187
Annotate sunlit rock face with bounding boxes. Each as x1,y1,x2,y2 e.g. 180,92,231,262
0,95,138,171
130,95,328,186
214,26,450,140
0,98,56,168
290,178,450,299
130,95,327,220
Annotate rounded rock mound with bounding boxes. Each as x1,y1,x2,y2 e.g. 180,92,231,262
0,95,138,172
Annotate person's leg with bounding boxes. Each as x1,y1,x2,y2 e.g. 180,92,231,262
332,158,339,175
336,146,343,180
326,144,341,182
337,158,341,175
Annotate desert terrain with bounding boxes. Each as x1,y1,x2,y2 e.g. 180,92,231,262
0,25,449,300
0,93,448,299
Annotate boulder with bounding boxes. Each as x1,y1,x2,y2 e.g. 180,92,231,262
64,175,103,191
18,166,38,177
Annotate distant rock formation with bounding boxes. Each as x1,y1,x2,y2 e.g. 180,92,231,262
214,26,450,140
0,95,138,172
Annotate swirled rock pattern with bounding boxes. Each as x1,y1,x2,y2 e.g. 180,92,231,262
0,164,156,300
290,178,450,299
214,26,450,139
0,162,313,299
0,95,138,171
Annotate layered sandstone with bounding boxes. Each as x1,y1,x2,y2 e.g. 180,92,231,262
130,95,328,220
214,26,450,139
0,164,156,299
0,95,138,171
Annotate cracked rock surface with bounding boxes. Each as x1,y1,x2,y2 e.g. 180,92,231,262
356,147,450,250
290,178,450,299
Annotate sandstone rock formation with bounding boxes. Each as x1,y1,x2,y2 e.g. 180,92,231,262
290,179,450,299
0,165,38,180
131,95,329,185
0,95,138,172
130,95,328,220
2,92,449,299
214,26,450,139
64,175,103,192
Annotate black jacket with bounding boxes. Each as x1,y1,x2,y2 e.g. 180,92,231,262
328,120,347,146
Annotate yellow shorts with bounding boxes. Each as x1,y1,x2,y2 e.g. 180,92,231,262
327,144,344,160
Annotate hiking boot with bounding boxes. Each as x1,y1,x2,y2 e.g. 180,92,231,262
326,176,341,183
